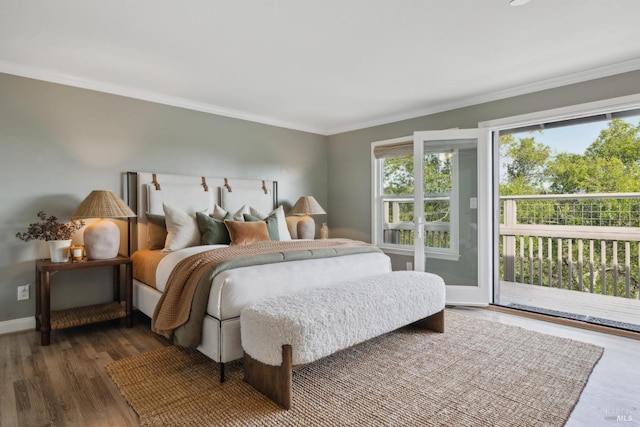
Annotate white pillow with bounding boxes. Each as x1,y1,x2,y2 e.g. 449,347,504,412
212,204,228,220
250,205,292,241
213,204,251,221
162,203,202,251
234,204,251,221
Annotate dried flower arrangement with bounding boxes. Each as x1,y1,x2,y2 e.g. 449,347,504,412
16,211,85,241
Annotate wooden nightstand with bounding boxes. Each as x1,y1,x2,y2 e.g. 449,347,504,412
35,255,133,346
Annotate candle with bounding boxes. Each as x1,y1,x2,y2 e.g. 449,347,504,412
70,245,84,262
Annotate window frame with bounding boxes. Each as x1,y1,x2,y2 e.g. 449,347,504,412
371,136,461,261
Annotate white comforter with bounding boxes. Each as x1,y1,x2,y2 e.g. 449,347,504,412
153,245,392,321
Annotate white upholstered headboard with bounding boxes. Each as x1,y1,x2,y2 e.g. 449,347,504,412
125,172,277,252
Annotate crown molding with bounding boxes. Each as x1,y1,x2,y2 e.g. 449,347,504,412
0,61,325,135
479,93,640,130
3,57,640,137
325,57,640,135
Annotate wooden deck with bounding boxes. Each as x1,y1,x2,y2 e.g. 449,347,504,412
498,281,640,331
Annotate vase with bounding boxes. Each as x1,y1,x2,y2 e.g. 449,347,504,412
47,240,71,263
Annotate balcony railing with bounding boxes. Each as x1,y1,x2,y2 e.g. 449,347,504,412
501,193,640,300
383,222,450,248
382,198,451,248
383,193,640,300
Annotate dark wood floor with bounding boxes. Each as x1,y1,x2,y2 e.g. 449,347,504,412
0,313,168,427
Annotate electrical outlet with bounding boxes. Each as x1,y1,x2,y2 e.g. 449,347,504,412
406,261,413,271
17,284,29,301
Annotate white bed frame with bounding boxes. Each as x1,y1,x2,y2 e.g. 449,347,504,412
125,171,279,380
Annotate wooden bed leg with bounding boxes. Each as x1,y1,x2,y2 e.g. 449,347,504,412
244,345,292,409
220,362,225,382
414,309,445,333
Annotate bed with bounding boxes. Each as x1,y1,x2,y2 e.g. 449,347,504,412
125,172,392,380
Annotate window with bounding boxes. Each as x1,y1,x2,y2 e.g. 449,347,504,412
372,138,460,260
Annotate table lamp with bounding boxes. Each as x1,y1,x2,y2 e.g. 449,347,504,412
289,196,326,239
72,190,136,259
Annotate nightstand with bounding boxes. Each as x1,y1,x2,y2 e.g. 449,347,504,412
35,255,133,346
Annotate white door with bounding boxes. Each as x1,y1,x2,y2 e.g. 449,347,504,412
413,129,492,305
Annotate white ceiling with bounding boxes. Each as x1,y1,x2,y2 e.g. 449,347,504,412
2,0,640,135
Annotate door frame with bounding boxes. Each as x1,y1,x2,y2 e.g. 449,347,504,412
413,129,492,305
479,93,640,306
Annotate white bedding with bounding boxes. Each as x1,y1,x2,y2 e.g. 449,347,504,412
152,245,392,320
134,244,392,365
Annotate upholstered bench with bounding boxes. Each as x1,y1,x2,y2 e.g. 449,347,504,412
240,270,446,409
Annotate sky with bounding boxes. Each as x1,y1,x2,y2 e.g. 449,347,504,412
511,114,640,156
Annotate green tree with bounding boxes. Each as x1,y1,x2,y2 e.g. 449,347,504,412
383,152,453,224
502,133,550,190
585,119,640,166
500,134,550,195
546,119,640,194
383,156,414,195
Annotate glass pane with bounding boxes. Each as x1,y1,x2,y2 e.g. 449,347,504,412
421,151,453,250
381,198,414,245
424,197,450,250
383,155,414,194
423,152,452,194
422,140,478,287
382,155,414,245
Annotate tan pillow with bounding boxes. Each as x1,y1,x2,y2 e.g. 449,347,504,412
224,220,270,246
145,212,167,250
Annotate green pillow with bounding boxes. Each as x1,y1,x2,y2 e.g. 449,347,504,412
146,212,167,250
243,213,280,240
197,212,232,245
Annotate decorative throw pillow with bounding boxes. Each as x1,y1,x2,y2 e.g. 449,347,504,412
248,206,268,219
243,213,280,240
197,211,232,245
212,204,228,220
146,212,167,250
224,220,270,246
249,205,292,241
162,203,202,251
213,204,251,221
233,204,251,221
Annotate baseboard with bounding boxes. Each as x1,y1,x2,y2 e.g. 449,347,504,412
0,316,35,336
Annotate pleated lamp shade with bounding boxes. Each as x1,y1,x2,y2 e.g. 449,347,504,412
72,190,136,260
289,196,326,239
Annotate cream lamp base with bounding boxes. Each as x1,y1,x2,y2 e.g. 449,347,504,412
84,218,120,259
297,215,315,240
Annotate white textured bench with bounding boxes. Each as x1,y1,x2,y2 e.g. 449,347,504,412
240,271,446,409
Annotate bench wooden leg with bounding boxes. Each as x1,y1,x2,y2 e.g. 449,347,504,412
413,309,445,333
244,345,292,409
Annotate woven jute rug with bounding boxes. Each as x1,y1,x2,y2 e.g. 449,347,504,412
106,311,603,427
